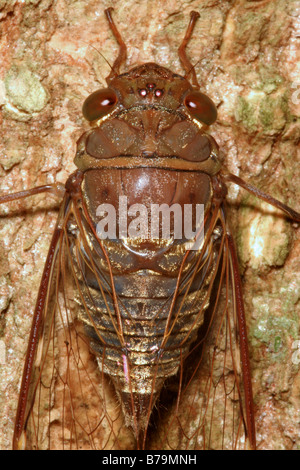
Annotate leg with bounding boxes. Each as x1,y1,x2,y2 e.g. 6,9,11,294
0,183,65,205
222,173,300,222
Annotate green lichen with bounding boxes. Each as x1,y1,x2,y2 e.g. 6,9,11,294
4,64,49,117
252,308,298,362
263,221,291,267
235,11,265,42
274,336,282,353
235,88,289,133
235,96,258,132
259,92,289,131
257,66,283,94
233,64,283,95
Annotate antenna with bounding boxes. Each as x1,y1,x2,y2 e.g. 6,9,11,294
178,11,200,88
105,7,127,81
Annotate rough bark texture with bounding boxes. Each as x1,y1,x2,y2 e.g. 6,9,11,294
0,0,299,450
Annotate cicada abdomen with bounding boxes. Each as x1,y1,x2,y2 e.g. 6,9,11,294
1,8,299,451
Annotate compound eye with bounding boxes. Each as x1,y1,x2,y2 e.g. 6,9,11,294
184,91,217,126
82,88,118,121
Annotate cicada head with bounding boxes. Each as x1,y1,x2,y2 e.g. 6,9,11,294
82,62,217,128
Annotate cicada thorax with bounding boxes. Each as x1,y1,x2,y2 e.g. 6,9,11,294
68,62,223,441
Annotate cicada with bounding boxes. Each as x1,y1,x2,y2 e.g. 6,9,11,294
0,8,299,450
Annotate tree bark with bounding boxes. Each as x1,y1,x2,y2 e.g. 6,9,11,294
0,0,299,450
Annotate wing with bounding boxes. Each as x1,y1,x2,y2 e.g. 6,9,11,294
149,204,255,450
13,191,134,450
